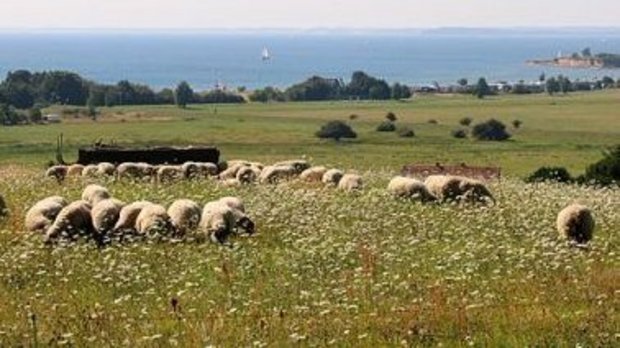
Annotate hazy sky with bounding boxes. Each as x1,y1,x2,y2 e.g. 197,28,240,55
0,0,618,29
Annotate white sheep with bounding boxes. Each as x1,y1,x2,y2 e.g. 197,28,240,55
117,162,153,180
322,169,344,186
387,176,436,202
300,166,328,182
81,164,99,177
338,174,363,191
91,198,125,235
157,165,184,183
167,199,202,235
258,165,297,184
557,204,595,244
66,164,85,177
43,200,93,242
218,162,247,180
81,184,111,205
424,175,465,202
200,201,237,243
218,196,245,212
113,201,153,233
45,165,67,181
24,196,68,232
220,178,242,187
273,159,311,174
97,162,116,176
135,203,173,236
218,196,255,235
182,162,218,179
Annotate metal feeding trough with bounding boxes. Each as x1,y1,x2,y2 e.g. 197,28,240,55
77,145,220,165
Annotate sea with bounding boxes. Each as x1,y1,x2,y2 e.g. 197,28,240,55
0,31,619,90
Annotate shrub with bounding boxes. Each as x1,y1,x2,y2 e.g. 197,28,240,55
316,120,357,141
512,119,522,129
451,128,468,139
349,114,359,120
397,126,415,138
459,117,472,126
376,121,396,132
581,145,620,186
385,112,397,122
471,119,511,141
428,119,438,124
525,166,573,183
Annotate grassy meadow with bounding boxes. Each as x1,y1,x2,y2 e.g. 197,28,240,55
0,91,618,346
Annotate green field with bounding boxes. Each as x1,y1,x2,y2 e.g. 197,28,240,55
0,91,618,346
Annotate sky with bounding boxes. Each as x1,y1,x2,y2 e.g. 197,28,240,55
0,0,618,29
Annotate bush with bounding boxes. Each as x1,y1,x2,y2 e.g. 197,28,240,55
451,128,468,139
349,114,359,120
459,117,472,126
397,126,415,138
376,121,396,132
471,119,511,141
581,145,620,186
316,120,357,141
428,119,438,124
512,119,522,129
525,166,573,183
385,112,397,122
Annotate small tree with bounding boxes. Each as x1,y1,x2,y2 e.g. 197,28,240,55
558,75,571,94
316,120,357,141
474,78,491,99
376,121,396,132
385,112,397,122
451,128,468,139
581,47,592,57
174,81,194,108
582,145,620,186
457,78,468,86
459,117,472,127
28,107,43,124
512,119,522,129
601,76,615,88
546,77,560,95
471,119,511,141
525,166,573,183
539,73,546,82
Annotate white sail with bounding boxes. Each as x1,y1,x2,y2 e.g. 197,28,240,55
261,47,271,61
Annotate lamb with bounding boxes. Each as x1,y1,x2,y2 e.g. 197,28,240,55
45,165,67,181
300,166,328,182
66,164,85,177
273,159,311,174
81,164,99,177
217,196,254,235
157,165,184,183
556,204,595,244
338,174,363,191
236,165,259,184
113,201,153,233
387,176,436,202
258,165,297,184
97,162,116,176
200,201,237,243
81,184,111,205
91,198,125,235
167,199,202,236
135,203,173,236
322,169,344,186
43,200,93,242
24,196,68,232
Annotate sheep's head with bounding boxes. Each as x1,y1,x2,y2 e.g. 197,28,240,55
237,216,255,235
210,226,231,244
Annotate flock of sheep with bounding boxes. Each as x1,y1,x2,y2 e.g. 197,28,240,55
0,158,597,246
23,184,255,245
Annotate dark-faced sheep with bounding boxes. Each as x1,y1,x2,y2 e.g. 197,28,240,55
259,165,297,184
388,176,436,202
273,160,311,174
322,169,344,186
200,201,237,243
46,165,67,182
557,204,595,244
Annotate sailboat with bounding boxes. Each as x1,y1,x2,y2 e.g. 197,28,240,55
261,47,271,61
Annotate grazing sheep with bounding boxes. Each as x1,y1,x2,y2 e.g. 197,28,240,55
24,196,68,232
81,184,111,205
91,198,125,235
258,165,297,184
0,193,7,218
43,200,93,242
66,164,85,177
182,162,218,179
135,203,173,236
236,165,259,184
200,201,237,243
97,162,116,176
424,175,465,202
322,169,344,186
458,178,495,204
167,199,202,235
220,178,242,187
117,162,154,180
46,165,67,181
217,196,254,234
219,196,245,213
81,164,99,177
557,204,595,243
387,176,436,202
218,163,247,180
300,166,328,182
157,165,184,183
338,174,363,191
113,201,153,232
273,160,311,174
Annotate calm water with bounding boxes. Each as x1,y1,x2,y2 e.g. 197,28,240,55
0,33,619,90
